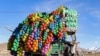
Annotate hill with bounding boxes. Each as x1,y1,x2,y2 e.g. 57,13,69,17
0,43,11,56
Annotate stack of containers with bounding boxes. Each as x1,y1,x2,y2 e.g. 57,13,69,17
7,6,78,56
63,8,77,32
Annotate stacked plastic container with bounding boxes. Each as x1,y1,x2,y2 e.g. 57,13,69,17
63,8,77,32
7,6,77,56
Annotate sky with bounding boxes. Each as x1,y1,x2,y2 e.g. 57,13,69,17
0,0,100,49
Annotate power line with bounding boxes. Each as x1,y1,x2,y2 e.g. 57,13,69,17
4,27,13,32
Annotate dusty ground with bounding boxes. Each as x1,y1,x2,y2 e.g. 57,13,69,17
0,43,11,56
84,53,100,56
0,43,100,56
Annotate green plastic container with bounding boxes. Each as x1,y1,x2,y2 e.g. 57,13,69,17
48,43,64,56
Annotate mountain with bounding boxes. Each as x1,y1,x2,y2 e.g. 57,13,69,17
88,46,100,51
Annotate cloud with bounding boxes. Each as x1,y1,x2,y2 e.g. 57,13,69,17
33,1,53,12
93,36,100,46
90,10,100,19
91,22,100,27
94,41,99,44
95,36,100,39
32,0,73,12
68,2,85,9
84,8,100,27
